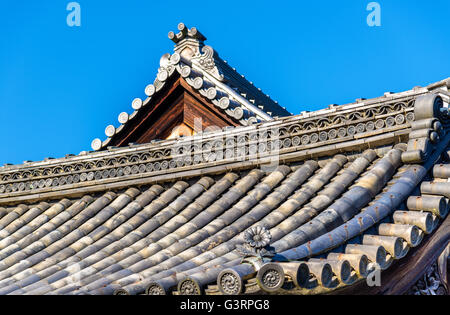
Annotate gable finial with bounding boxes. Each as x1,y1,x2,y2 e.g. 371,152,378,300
168,23,207,58
168,23,206,44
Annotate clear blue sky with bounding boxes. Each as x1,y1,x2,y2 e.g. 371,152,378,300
1,0,449,165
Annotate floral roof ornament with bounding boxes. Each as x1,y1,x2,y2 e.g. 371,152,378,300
236,226,276,260
244,226,272,248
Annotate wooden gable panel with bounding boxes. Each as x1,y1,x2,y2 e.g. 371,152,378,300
135,93,185,143
110,75,240,146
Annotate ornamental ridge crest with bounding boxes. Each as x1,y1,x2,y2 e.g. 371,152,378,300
191,45,225,81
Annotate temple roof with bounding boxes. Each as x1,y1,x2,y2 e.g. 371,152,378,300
0,24,449,296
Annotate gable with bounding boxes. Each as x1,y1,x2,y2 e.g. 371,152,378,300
106,75,241,147
90,23,292,151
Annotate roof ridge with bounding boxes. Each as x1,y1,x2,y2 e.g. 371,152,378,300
2,83,448,171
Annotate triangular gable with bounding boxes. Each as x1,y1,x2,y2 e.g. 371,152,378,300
106,73,242,147
91,23,292,151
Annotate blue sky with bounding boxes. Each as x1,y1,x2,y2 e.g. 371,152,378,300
0,0,449,165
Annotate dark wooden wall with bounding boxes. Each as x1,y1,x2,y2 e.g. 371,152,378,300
110,75,240,147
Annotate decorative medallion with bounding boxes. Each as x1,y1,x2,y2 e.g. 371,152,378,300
236,226,276,259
